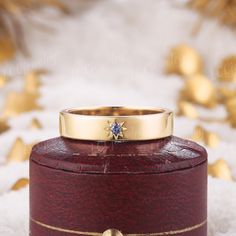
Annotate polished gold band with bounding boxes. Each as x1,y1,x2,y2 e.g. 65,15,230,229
59,107,173,141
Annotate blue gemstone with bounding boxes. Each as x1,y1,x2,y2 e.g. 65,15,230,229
111,122,121,135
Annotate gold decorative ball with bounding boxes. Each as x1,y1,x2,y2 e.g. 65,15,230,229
218,56,236,82
165,44,203,76
183,74,217,107
102,229,123,236
225,97,236,128
205,132,220,148
208,159,233,181
218,87,236,103
191,125,205,142
177,100,199,119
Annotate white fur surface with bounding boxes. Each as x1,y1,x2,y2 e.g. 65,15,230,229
0,1,236,235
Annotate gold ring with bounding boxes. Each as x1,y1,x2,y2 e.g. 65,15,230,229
59,106,173,141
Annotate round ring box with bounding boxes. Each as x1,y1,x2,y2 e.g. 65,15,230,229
30,135,207,236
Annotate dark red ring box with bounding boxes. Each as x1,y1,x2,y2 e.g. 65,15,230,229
30,135,207,236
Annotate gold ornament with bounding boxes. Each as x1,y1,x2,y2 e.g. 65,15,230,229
218,87,236,104
24,69,48,95
204,131,220,148
7,137,34,163
183,74,217,107
188,0,236,28
11,178,29,191
225,97,236,128
24,71,41,95
190,125,220,147
177,100,199,119
208,159,233,181
0,37,15,63
190,125,205,142
0,75,8,88
29,118,42,129
0,118,9,134
2,91,41,118
218,56,236,82
165,44,203,76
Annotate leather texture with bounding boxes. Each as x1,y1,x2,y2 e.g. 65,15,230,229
30,136,207,236
31,136,207,174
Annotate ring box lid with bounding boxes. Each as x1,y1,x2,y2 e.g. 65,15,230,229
31,135,207,174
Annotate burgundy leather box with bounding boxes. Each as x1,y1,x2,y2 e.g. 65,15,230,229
30,135,207,236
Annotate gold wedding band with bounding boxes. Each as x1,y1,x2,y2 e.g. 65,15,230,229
59,106,173,141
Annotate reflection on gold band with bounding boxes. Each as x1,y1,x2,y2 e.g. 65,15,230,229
31,218,207,236
60,106,173,141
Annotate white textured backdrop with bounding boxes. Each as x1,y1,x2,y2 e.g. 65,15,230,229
0,1,236,235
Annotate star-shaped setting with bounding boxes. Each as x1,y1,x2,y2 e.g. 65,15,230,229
105,120,127,140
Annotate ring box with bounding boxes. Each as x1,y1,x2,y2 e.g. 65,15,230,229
30,135,207,236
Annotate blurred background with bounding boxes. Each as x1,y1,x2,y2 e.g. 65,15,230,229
0,0,236,235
